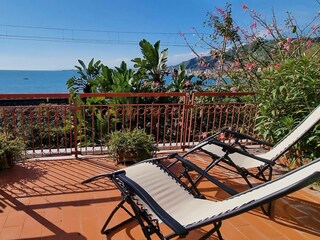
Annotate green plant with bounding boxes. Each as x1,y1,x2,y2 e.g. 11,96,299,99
108,129,158,163
167,64,207,94
182,2,319,164
255,55,320,163
0,133,24,170
67,58,102,93
132,39,169,93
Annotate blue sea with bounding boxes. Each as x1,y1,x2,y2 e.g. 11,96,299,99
0,70,219,94
0,70,77,93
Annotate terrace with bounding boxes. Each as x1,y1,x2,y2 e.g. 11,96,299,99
0,93,319,239
1,154,319,240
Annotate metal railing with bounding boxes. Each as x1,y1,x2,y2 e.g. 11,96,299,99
0,92,257,158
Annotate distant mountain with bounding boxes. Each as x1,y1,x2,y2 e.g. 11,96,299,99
170,37,320,72
170,55,216,71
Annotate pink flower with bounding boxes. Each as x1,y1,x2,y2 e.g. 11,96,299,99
283,43,290,51
245,62,256,71
199,61,207,67
219,132,226,140
184,80,191,87
216,7,225,15
241,4,248,10
233,61,240,68
274,63,281,69
266,27,271,35
201,132,208,139
286,37,291,43
306,39,312,47
311,25,318,34
230,87,237,93
250,22,257,29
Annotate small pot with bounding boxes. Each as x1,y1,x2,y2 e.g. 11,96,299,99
117,151,137,164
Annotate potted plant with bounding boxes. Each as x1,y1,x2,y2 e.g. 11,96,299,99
108,129,158,164
0,133,24,170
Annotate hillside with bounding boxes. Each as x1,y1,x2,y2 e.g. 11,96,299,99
171,37,320,71
170,55,216,71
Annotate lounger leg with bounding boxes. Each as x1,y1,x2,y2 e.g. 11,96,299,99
126,197,164,240
102,197,163,240
198,221,223,240
101,199,136,235
256,166,273,216
256,165,273,182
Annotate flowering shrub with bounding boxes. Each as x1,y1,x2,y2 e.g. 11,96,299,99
185,2,320,163
255,56,320,162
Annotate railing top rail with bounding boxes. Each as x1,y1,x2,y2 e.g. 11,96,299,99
0,92,188,100
0,92,256,100
78,92,188,98
192,92,255,97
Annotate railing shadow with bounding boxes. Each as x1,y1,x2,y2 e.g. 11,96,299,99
0,163,47,188
0,158,118,199
0,189,87,239
12,233,87,240
0,158,124,239
271,195,320,235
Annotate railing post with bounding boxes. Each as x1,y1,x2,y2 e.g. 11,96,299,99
72,98,79,158
186,92,195,148
180,92,190,151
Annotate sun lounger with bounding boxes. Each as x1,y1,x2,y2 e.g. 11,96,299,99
182,105,320,188
82,154,320,240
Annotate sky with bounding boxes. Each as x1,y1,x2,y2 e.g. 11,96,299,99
0,0,319,70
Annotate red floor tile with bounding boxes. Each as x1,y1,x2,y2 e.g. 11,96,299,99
0,155,319,240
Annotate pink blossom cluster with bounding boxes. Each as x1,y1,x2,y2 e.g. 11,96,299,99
244,62,256,71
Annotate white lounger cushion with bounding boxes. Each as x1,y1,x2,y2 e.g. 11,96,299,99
124,160,320,227
201,105,320,169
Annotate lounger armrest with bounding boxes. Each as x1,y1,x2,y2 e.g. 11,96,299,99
208,140,275,165
81,171,125,184
223,129,274,147
116,172,189,237
172,154,238,196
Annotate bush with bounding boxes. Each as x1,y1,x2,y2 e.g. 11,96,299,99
108,129,158,163
0,133,25,170
185,3,320,165
255,56,320,163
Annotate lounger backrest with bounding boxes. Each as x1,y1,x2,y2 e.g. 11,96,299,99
124,162,198,225
262,105,320,160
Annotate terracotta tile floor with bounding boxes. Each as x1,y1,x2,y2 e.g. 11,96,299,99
0,153,319,240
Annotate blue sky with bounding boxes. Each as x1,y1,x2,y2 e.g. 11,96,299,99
0,0,318,70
